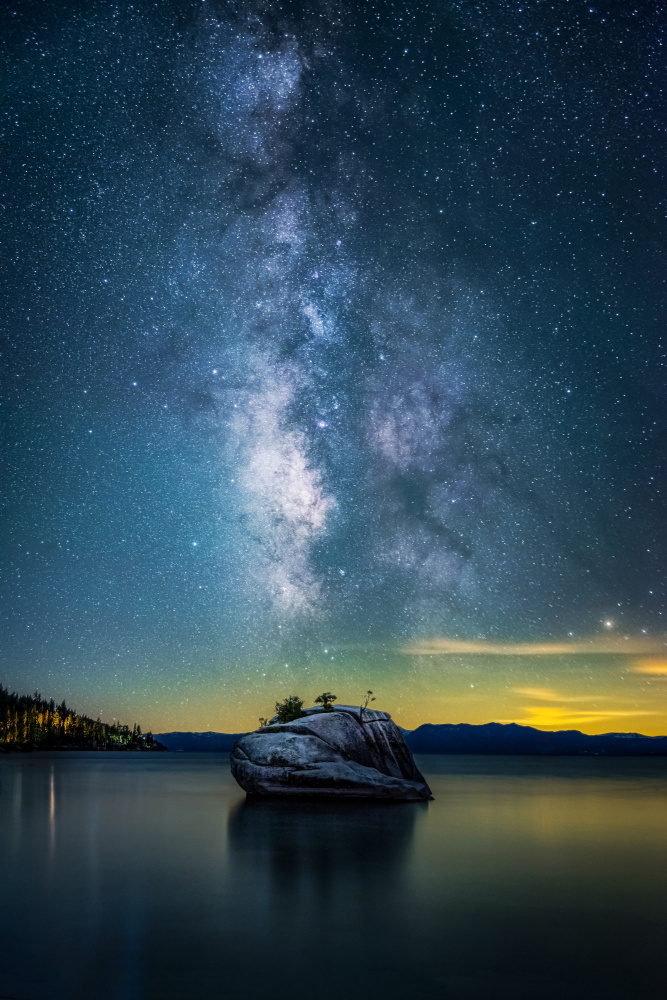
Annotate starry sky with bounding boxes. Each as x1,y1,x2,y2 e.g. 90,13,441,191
3,0,666,734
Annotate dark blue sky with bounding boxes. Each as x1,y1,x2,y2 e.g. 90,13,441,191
3,1,665,730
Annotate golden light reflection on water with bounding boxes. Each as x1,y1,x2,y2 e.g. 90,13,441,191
412,759,667,932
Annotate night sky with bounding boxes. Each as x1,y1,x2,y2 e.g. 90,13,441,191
3,0,666,734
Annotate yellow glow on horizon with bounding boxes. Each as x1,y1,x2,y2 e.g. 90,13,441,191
632,660,667,676
83,639,667,737
507,705,658,731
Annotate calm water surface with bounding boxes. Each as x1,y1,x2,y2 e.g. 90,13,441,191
0,753,665,1000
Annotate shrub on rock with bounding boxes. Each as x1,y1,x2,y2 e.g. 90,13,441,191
274,695,305,723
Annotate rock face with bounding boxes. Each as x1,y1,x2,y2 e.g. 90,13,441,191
230,705,431,801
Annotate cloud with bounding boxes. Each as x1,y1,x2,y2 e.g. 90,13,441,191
401,637,667,656
632,660,667,676
513,686,609,703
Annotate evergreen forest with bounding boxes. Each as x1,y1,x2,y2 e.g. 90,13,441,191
0,684,164,751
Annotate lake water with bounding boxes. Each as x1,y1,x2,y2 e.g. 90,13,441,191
0,753,665,1000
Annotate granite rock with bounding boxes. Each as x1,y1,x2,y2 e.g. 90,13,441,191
230,705,431,800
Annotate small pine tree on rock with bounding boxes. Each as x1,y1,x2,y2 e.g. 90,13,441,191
314,692,337,712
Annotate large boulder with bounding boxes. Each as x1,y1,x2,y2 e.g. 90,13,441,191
230,705,431,801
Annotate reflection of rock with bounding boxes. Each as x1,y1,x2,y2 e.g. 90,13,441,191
228,796,423,892
230,705,431,800
225,795,425,981
225,793,427,997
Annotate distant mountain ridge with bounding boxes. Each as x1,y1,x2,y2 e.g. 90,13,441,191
155,721,667,755
155,731,245,752
404,722,667,755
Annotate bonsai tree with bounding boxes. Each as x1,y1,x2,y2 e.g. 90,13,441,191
274,695,305,723
314,692,337,712
359,690,375,723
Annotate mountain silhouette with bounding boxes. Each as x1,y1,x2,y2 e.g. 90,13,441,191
155,722,667,755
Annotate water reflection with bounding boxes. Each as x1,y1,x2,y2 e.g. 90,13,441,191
0,754,665,1000
228,796,424,901
49,764,56,861
225,797,427,998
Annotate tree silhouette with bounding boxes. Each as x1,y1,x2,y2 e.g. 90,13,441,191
274,695,305,723
359,690,375,723
0,684,163,752
314,692,337,712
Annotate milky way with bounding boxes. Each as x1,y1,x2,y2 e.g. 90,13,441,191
3,1,665,729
